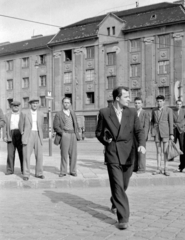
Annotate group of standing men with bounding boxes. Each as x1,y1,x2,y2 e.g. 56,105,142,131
0,96,80,181
95,86,185,230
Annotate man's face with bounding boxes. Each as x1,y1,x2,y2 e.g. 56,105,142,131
30,101,39,111
134,100,143,110
63,98,71,110
176,101,182,110
156,99,164,108
11,105,19,113
116,89,130,107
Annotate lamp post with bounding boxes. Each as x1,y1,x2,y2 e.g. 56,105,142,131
46,92,53,156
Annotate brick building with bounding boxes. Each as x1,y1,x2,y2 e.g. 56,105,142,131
1,1,185,137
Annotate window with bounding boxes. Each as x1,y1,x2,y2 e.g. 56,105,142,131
86,46,95,59
158,86,170,100
22,77,29,88
107,76,116,90
23,97,29,108
159,35,170,48
107,27,110,36
131,89,141,101
39,75,47,87
107,52,116,65
130,39,141,52
7,60,13,71
7,79,13,90
39,54,46,65
22,57,29,68
65,94,72,104
40,96,46,107
130,64,141,77
7,98,13,108
64,72,72,84
86,92,94,104
112,26,115,35
86,70,94,81
64,50,72,61
158,61,169,74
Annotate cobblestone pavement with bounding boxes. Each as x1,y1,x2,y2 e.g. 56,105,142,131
1,186,185,240
0,139,185,188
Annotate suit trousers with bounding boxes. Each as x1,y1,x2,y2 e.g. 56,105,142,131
23,131,43,177
107,164,133,223
174,129,185,170
60,132,77,174
134,151,146,172
6,129,23,174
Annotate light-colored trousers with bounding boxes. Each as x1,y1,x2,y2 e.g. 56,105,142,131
23,131,43,177
60,132,77,174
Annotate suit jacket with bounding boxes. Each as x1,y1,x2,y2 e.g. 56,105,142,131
53,109,80,145
0,108,5,129
21,110,44,145
173,108,185,134
151,106,173,138
138,109,150,141
3,111,24,142
95,105,145,165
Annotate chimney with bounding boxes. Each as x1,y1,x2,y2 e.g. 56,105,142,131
173,0,185,7
0,42,10,46
31,35,43,39
136,1,139,7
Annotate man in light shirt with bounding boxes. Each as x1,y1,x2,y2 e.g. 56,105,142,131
3,101,24,175
133,97,150,173
53,97,80,177
22,97,44,181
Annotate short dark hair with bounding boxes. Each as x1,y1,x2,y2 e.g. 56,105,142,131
62,97,71,104
112,86,129,101
134,97,143,102
156,95,165,101
176,100,182,104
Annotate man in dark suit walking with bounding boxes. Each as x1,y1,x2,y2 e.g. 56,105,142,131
3,101,24,175
173,100,185,172
95,86,145,230
53,97,80,177
133,97,150,173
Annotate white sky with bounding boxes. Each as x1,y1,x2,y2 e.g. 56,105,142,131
0,0,174,43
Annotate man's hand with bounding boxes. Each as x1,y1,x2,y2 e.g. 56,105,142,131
170,135,174,141
138,146,146,154
3,137,7,143
103,136,112,144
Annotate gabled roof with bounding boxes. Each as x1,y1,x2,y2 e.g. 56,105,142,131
98,12,125,27
49,2,185,45
0,34,55,57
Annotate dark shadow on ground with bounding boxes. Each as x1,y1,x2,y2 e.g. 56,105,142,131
78,159,107,170
43,190,116,225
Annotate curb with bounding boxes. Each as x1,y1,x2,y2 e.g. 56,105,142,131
1,174,185,189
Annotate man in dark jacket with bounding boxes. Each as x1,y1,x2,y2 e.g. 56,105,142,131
0,108,5,129
95,86,145,230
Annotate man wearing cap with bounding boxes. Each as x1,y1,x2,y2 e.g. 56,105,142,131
3,101,24,175
22,97,44,181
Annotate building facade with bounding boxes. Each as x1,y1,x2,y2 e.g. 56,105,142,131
1,1,185,137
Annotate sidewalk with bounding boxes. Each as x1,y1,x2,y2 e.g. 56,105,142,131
0,139,184,189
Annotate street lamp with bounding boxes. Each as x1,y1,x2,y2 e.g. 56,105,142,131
46,91,53,156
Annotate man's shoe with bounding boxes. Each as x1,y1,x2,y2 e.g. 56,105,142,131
173,169,183,173
23,177,29,181
35,175,45,179
111,207,117,214
117,222,128,230
5,172,13,175
70,173,77,177
59,174,66,177
164,171,170,176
